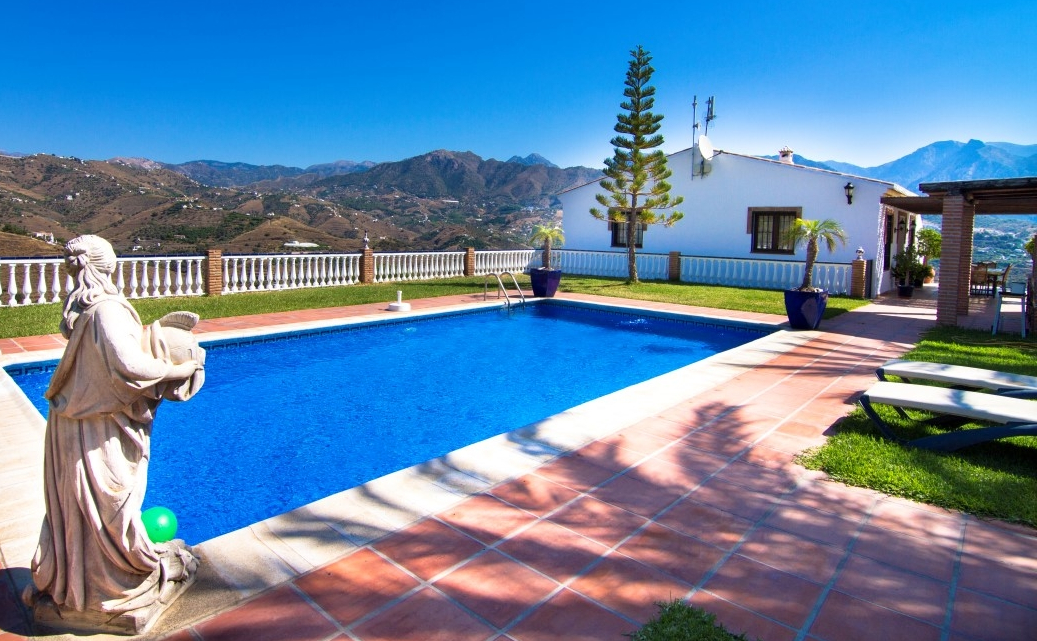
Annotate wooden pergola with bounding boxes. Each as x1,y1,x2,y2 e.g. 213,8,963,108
882,177,1037,326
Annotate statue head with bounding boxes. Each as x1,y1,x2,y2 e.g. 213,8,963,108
60,235,121,336
64,235,117,277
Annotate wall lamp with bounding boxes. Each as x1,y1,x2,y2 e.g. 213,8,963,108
844,181,855,205
897,220,907,233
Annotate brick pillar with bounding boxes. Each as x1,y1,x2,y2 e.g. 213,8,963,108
464,247,476,276
668,251,682,281
850,258,867,298
936,193,974,326
205,249,223,296
360,248,374,284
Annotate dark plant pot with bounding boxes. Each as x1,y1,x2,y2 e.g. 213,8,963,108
898,284,915,298
784,289,828,330
530,269,562,298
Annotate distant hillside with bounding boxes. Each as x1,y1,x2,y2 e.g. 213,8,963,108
0,151,597,256
816,139,1037,190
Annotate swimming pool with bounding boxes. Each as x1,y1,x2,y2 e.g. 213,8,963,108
6,301,772,543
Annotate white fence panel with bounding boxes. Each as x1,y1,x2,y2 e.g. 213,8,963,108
372,252,465,283
475,250,537,274
222,254,360,293
1,256,205,307
681,256,850,294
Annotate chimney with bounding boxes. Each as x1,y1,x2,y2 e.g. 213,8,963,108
778,146,795,164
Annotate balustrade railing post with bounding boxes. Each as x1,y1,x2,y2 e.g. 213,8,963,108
205,249,223,296
360,248,374,284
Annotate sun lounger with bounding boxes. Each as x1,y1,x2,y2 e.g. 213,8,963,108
858,381,1037,451
876,359,1037,398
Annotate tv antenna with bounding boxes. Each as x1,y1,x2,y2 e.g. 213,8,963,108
692,95,717,177
703,96,716,136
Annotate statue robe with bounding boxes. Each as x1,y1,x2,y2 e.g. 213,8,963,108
32,297,197,614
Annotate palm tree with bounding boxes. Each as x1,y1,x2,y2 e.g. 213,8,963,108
783,218,848,291
530,224,565,269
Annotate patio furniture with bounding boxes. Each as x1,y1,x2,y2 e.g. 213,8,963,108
970,263,991,295
858,381,1037,451
876,359,1037,397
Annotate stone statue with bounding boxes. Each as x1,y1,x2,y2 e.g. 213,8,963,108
22,235,206,635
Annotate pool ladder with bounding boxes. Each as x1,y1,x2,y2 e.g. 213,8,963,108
483,271,527,307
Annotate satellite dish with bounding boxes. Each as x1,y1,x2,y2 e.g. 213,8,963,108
698,134,715,159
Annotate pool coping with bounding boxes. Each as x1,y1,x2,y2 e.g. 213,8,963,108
0,298,810,634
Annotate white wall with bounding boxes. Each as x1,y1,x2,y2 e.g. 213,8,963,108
560,148,892,267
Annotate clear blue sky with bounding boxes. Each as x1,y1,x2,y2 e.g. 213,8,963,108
3,1,1035,170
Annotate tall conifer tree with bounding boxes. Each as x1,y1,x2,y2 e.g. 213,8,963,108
591,45,683,283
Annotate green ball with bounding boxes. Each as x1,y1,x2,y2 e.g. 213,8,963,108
141,506,178,543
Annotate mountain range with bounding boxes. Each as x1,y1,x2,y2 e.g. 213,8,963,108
1,139,1034,257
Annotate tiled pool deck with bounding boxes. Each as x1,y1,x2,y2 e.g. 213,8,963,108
1,289,1035,641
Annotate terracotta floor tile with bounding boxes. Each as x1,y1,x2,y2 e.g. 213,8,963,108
372,518,486,581
615,522,726,586
496,520,610,582
489,474,581,517
961,519,1037,573
786,478,879,517
193,585,339,641
437,495,538,546
573,440,644,472
701,555,824,629
808,589,942,641
710,459,797,495
433,550,558,628
762,503,862,550
569,553,693,623
736,526,846,583
601,420,682,455
851,524,957,582
949,587,1037,640
957,552,1037,608
687,591,797,641
532,453,617,493
689,478,780,522
547,496,649,548
351,587,496,641
681,429,753,458
294,548,420,626
702,406,781,441
867,498,965,542
655,497,755,550
624,413,698,441
657,396,736,426
641,443,732,479
833,555,950,625
590,471,684,519
505,588,637,641
737,442,801,470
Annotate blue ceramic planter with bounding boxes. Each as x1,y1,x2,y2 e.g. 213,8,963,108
784,289,829,330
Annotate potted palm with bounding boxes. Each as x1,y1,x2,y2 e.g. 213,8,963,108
529,224,564,297
782,218,848,330
891,248,922,297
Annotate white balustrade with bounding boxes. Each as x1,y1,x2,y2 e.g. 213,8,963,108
220,253,362,294
372,252,465,283
0,256,206,306
1,249,853,306
474,250,537,274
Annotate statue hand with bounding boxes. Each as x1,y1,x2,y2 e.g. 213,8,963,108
165,360,199,381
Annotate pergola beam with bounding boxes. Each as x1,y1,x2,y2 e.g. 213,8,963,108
880,177,1037,327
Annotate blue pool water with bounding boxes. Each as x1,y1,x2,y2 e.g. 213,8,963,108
7,302,768,542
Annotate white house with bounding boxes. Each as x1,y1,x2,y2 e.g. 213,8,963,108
558,143,919,295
